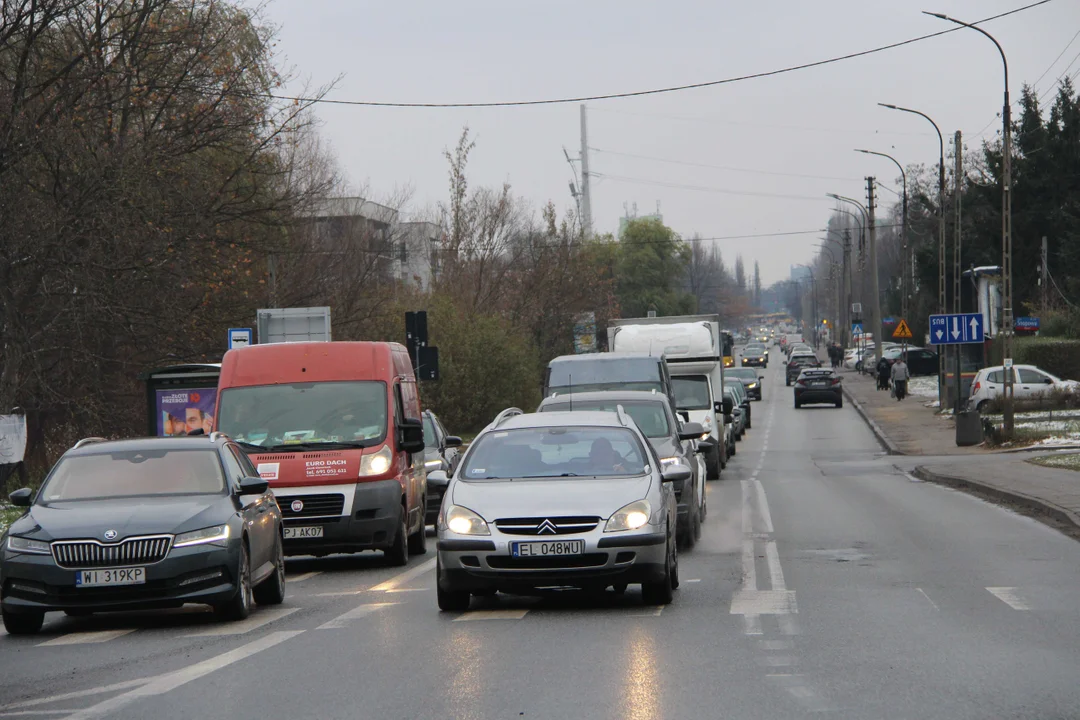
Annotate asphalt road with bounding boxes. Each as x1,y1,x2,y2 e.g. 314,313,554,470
2,344,1080,719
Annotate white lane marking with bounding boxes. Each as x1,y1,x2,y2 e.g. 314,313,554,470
765,541,786,591
741,482,756,541
285,571,322,583
183,607,298,637
64,631,303,720
684,578,701,583
760,656,797,667
368,557,436,592
0,680,151,712
317,602,398,629
454,609,529,621
37,629,136,647
778,614,800,635
314,590,364,597
760,639,793,650
385,587,428,593
0,711,87,716
916,588,939,610
743,615,763,635
987,587,1030,610
754,481,775,533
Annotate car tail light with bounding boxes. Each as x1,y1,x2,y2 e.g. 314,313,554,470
972,381,981,393
794,381,805,388
831,377,842,385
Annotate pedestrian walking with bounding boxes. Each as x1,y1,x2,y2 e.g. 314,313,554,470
891,356,910,401
876,357,891,391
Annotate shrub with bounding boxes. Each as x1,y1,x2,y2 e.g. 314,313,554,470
1016,338,1080,381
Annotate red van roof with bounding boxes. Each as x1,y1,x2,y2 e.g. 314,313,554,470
219,342,406,387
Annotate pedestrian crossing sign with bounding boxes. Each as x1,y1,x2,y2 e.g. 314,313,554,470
892,319,913,339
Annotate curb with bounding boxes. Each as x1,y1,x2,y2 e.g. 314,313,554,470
912,465,1080,535
842,383,905,456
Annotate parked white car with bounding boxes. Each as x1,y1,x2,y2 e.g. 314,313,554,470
968,364,1080,412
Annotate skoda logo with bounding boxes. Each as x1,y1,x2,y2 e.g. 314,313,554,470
291,500,304,513
103,529,118,541
537,519,558,535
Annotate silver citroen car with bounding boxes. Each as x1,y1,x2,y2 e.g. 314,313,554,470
435,408,687,611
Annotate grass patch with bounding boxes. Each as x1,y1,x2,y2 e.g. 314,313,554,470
0,504,25,534
1028,453,1080,471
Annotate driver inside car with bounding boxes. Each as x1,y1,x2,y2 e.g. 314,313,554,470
588,437,627,474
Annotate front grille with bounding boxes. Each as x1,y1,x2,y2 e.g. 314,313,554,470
486,554,608,569
495,516,600,536
278,493,345,519
52,536,172,570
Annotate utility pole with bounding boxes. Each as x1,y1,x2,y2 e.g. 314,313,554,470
579,104,593,237
843,228,852,347
1041,236,1049,314
953,131,963,416
867,177,882,364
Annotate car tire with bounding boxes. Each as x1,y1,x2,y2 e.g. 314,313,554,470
472,587,497,597
408,502,427,556
63,609,93,617
641,536,675,606
746,414,752,429
253,534,286,606
785,378,791,387
436,561,471,612
794,399,801,409
693,501,703,541
216,542,253,621
386,507,409,567
976,400,989,413
835,398,843,409
705,444,721,480
2,610,44,635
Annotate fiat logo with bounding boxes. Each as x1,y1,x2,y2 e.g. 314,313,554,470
291,500,304,513
103,529,118,541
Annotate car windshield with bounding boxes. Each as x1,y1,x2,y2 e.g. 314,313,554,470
671,376,712,410
217,381,387,449
746,345,765,352
40,449,226,502
423,415,437,448
541,400,671,438
461,426,648,479
728,369,759,381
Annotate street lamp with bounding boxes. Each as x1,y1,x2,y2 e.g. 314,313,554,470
855,149,909,320
815,243,842,338
923,10,1015,437
795,264,818,348
827,192,881,365
878,103,946,317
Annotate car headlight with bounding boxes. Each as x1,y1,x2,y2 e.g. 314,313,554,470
7,536,51,555
359,445,393,476
748,382,758,389
173,524,231,548
443,505,490,536
659,457,683,468
604,500,652,533
702,415,713,430
423,458,443,470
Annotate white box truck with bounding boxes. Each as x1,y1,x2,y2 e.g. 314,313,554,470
607,315,729,479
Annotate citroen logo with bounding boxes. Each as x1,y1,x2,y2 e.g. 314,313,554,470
536,519,558,535
103,529,118,541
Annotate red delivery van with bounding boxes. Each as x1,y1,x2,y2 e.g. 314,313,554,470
214,342,428,564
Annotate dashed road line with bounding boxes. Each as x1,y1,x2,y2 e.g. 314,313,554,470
285,571,322,583
368,558,436,592
38,629,136,647
454,609,530,621
183,607,298,637
317,602,398,629
986,587,1030,610
916,588,939,610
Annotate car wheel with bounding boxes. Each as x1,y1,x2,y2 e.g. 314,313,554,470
641,535,675,606
835,397,843,409
705,444,721,480
794,399,801,409
693,500,703,541
253,534,286,606
785,378,791,387
611,583,628,595
216,542,253,621
407,501,427,555
472,587,497,597
436,561,471,612
3,610,44,635
746,414,752,429
386,507,409,567
976,400,989,413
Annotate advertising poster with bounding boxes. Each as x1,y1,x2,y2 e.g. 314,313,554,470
155,388,218,437
0,414,27,464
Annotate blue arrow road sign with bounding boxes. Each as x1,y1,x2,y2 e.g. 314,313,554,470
928,313,984,345
851,323,863,337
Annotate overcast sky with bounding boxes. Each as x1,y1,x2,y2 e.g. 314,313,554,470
262,0,1078,286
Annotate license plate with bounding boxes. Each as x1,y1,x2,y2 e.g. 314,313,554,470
75,567,145,588
811,381,829,387
511,540,584,557
283,526,324,539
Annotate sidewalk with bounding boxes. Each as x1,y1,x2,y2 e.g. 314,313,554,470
905,454,1080,540
841,369,984,456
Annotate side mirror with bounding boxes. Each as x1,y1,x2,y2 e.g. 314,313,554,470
677,410,690,423
759,376,765,382
724,413,734,425
444,436,463,449
661,465,691,484
714,401,723,414
677,422,705,441
722,397,734,416
238,476,270,495
9,488,33,507
398,417,425,454
426,470,449,485
696,437,717,453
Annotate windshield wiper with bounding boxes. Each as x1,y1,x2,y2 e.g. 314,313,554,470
263,440,379,452
234,441,267,451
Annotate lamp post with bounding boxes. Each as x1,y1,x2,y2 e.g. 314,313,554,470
878,103,947,406
814,243,842,344
830,207,862,344
855,149,909,320
924,10,1014,437
796,265,818,348
827,193,880,366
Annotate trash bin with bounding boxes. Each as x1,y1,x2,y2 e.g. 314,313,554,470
955,409,983,447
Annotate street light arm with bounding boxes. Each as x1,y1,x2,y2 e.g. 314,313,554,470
826,193,868,223
877,103,944,160
923,12,1008,90
854,149,906,198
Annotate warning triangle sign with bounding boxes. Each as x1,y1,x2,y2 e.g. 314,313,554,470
892,319,913,339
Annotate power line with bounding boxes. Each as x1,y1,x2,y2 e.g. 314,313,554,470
590,147,860,182
268,1,1053,109
1032,29,1080,91
592,172,831,201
